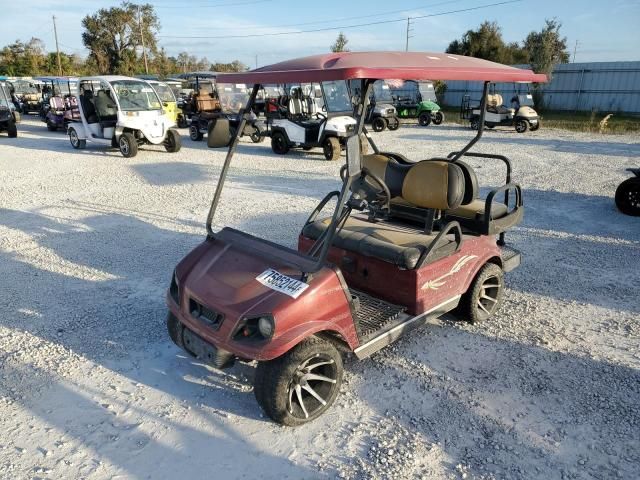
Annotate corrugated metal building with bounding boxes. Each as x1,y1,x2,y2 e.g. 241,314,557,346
442,61,640,114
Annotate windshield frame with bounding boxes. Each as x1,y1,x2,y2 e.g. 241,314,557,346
110,79,163,112
0,83,12,107
152,82,176,103
372,80,393,103
321,80,352,114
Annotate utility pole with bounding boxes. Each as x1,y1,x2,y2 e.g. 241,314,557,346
255,54,258,69
572,39,579,63
52,15,62,76
138,6,149,74
405,17,413,52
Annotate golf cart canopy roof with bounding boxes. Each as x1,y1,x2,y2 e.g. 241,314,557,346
217,51,547,84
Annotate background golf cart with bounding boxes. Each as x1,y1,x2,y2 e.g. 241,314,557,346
349,79,399,132
257,80,358,160
170,51,546,426
68,76,181,157
146,80,187,128
36,76,80,132
461,84,540,133
0,80,20,137
615,168,640,216
389,80,444,126
8,78,43,114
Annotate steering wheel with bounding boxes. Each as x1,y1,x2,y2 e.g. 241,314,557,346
342,167,391,213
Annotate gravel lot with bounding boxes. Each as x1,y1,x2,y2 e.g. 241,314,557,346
1,118,638,480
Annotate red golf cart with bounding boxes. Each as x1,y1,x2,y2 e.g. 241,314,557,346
166,52,546,426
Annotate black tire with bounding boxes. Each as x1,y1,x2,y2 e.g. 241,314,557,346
164,129,182,153
458,263,504,324
46,121,57,132
529,120,541,131
371,116,386,132
433,111,444,125
249,127,264,143
68,127,85,148
323,136,341,161
359,133,369,155
615,177,640,216
515,119,529,133
119,132,138,158
418,112,431,126
470,118,480,130
302,146,314,151
254,336,343,426
387,117,400,131
190,124,203,141
7,120,18,138
177,116,188,128
166,312,184,349
271,131,289,155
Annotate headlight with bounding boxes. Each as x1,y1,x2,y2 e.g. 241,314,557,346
258,316,274,338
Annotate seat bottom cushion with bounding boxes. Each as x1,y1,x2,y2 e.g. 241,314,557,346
301,215,456,270
447,199,508,221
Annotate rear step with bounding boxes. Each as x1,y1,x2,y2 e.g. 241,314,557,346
351,291,461,359
501,245,521,272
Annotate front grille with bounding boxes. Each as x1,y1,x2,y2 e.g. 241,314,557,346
386,108,395,114
189,298,224,329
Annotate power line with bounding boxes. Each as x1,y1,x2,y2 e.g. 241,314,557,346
154,0,270,9
182,0,467,32
158,0,523,40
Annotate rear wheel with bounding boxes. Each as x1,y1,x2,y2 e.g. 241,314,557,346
432,111,444,125
387,116,400,131
249,127,264,143
164,129,182,152
7,120,18,138
323,136,341,161
271,131,289,155
254,336,343,426
515,119,529,133
68,127,85,148
470,118,480,130
177,115,188,128
371,116,386,132
418,111,431,126
119,132,138,158
46,121,57,131
615,177,640,216
190,125,203,141
529,121,540,131
458,263,504,324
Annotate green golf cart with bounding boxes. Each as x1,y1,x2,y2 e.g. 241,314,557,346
390,80,444,126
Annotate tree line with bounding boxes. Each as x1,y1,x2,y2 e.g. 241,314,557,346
1,1,569,78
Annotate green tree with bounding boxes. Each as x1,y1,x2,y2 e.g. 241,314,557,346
446,21,524,64
152,48,177,76
211,60,248,72
330,32,349,52
524,18,569,79
81,2,160,74
0,38,47,76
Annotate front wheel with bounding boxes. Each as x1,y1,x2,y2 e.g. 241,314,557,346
371,116,386,132
387,116,400,131
615,177,640,216
323,136,341,161
515,119,529,133
164,129,182,152
250,127,264,143
457,263,504,324
177,115,188,129
119,132,138,158
271,131,290,155
432,111,444,125
7,120,18,138
189,125,203,141
254,336,343,426
418,111,431,126
68,127,85,148
529,120,541,131
470,118,480,130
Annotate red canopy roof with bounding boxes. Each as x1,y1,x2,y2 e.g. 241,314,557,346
217,51,547,84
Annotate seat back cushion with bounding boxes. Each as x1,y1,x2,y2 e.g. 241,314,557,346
361,154,465,211
487,94,503,107
453,160,479,205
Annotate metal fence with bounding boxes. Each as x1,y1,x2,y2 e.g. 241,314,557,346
442,61,640,114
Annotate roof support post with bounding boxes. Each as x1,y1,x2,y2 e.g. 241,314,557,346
206,83,260,236
451,81,489,162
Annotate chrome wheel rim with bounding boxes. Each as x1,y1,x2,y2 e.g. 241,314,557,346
69,130,78,147
287,354,337,419
119,137,129,155
476,275,502,319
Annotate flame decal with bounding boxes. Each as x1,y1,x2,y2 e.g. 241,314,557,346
421,255,478,291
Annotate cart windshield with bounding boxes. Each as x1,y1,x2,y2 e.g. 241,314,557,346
218,83,249,113
111,80,162,111
373,81,394,102
418,82,437,102
323,80,352,113
0,84,11,107
153,82,176,103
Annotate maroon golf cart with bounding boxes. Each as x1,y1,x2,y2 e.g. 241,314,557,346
166,52,546,426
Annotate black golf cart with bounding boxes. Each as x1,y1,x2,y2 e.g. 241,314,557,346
0,81,20,137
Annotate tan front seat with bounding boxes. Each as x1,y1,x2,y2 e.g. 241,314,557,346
196,89,220,112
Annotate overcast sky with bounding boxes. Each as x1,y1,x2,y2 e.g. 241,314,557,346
3,0,639,68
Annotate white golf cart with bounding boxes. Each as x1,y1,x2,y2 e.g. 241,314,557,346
264,80,358,161
462,90,540,133
68,76,182,157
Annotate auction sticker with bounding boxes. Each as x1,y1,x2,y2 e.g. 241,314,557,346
256,269,309,299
